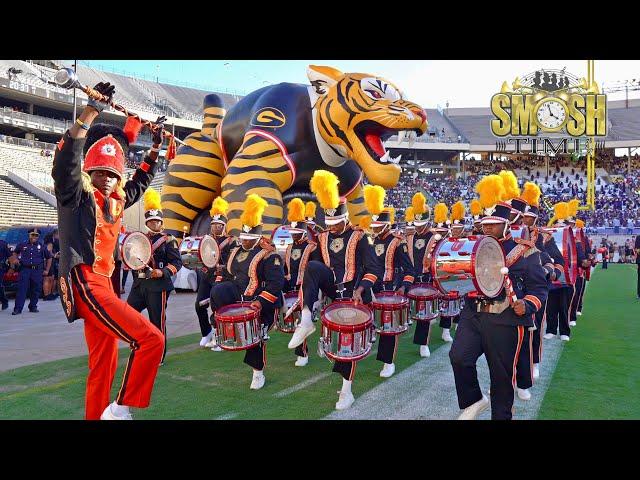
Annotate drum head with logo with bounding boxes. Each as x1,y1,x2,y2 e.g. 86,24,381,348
407,284,440,300
199,235,220,268
121,232,152,271
474,236,505,297
323,302,372,327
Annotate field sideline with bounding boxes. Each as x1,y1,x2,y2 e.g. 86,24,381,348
0,264,637,420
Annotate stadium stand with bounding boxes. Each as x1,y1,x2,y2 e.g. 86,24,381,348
0,176,57,227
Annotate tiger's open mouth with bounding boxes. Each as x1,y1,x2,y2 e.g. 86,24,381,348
354,121,422,165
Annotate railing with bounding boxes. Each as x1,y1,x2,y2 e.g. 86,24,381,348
0,133,57,151
0,107,72,133
10,168,55,194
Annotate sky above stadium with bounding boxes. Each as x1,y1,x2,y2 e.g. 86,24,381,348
66,60,640,109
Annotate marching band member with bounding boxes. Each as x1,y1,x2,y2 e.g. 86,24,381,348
406,193,436,358
198,197,235,351
470,199,483,235
289,171,380,410
52,80,165,420
566,199,590,327
304,201,324,240
365,185,416,378
449,174,548,420
126,188,182,366
439,201,466,341
574,219,591,315
209,194,285,390
403,206,416,236
521,182,564,380
283,198,317,366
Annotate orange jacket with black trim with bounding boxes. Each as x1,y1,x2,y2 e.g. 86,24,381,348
52,130,158,322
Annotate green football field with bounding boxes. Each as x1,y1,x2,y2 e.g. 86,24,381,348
1,264,638,420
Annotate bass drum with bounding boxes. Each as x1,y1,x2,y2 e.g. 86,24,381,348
119,231,152,271
431,235,505,298
180,235,220,270
544,226,578,286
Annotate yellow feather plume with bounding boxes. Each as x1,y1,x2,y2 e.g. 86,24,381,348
209,197,229,217
470,199,482,216
476,174,505,209
305,201,316,219
576,219,585,228
382,206,395,224
451,201,465,222
554,202,569,221
568,198,580,217
240,194,268,228
309,170,340,209
359,215,372,230
499,170,521,201
434,203,448,224
405,206,415,222
521,182,541,207
143,187,161,212
411,192,427,215
287,198,306,223
363,184,386,216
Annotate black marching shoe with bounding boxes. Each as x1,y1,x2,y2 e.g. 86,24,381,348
29,308,39,313
11,310,21,315
1,303,8,311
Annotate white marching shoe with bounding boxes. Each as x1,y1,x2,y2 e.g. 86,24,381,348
576,311,582,316
560,335,570,342
200,332,213,347
335,390,355,410
458,394,489,420
294,356,309,367
569,321,577,327
543,333,555,340
100,401,133,420
533,363,540,379
380,363,395,378
250,370,265,390
442,328,453,343
517,388,532,401
419,345,431,358
288,309,316,349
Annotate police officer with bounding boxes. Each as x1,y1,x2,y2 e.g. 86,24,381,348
13,228,52,315
289,170,380,410
405,192,437,358
283,197,317,366
449,175,548,420
0,238,12,310
126,187,182,365
210,194,285,390
198,197,235,351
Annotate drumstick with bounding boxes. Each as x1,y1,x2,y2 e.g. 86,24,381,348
283,298,300,319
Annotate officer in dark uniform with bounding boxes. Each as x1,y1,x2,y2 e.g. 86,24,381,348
126,187,182,365
289,170,380,411
13,228,52,315
198,197,236,351
450,177,548,420
405,192,437,357
368,201,416,378
0,238,12,310
210,194,285,390
520,182,564,382
283,197,317,366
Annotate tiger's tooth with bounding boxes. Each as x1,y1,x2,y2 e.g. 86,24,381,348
397,130,407,144
408,131,417,146
390,154,402,164
380,151,390,163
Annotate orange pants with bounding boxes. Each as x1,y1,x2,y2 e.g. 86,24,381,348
72,264,164,420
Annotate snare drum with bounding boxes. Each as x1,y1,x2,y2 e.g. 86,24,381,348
431,235,505,298
544,226,578,286
406,283,440,321
278,291,300,334
180,235,220,270
214,302,262,351
440,292,461,317
119,231,152,271
370,292,409,335
319,300,373,362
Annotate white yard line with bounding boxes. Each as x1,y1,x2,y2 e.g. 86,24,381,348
274,373,332,398
215,412,239,420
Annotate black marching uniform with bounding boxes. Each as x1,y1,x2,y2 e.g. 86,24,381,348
577,234,592,312
284,236,317,358
406,228,437,346
569,234,588,325
127,232,182,363
195,235,235,337
370,230,416,365
302,224,379,380
449,233,548,420
0,240,11,309
210,241,285,370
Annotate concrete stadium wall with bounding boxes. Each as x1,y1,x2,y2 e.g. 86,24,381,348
7,171,55,206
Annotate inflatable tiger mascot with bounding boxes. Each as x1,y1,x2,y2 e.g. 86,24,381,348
161,65,427,237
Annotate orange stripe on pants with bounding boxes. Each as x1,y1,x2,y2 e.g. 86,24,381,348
72,265,164,420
